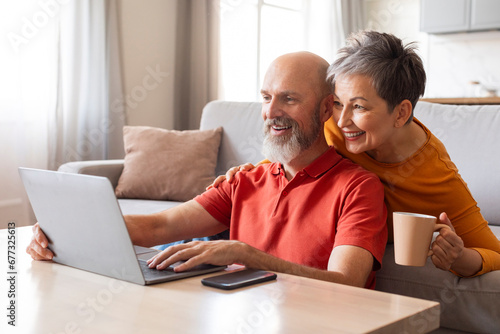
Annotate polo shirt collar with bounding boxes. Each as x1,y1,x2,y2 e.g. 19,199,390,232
271,162,282,176
303,146,342,178
270,146,342,178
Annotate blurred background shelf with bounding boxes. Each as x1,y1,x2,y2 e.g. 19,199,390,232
420,97,500,105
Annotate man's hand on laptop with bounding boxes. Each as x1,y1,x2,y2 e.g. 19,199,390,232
26,223,54,261
147,240,248,272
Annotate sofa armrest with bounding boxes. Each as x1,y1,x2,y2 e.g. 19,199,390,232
58,159,124,189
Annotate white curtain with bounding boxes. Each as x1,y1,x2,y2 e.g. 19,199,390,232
0,0,124,227
340,0,365,37
305,0,345,62
106,0,126,159
304,0,365,63
49,0,125,169
0,1,58,227
174,0,220,130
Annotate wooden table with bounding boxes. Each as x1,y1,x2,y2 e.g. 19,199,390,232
0,227,440,333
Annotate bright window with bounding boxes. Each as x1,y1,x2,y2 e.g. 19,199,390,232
220,0,307,102
0,1,57,122
220,0,342,102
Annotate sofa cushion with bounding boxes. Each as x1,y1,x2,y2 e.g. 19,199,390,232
200,101,265,175
414,102,500,226
115,126,222,202
376,225,500,333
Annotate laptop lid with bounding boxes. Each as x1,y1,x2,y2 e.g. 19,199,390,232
19,168,148,285
19,167,227,285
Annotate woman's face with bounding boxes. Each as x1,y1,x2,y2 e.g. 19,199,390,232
333,74,399,158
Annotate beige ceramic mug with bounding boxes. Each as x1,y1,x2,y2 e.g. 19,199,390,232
393,212,447,266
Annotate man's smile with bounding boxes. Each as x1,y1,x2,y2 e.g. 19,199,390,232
271,125,292,134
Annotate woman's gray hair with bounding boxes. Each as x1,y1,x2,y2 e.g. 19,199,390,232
327,31,426,123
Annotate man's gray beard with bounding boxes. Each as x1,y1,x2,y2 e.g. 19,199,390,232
262,111,321,164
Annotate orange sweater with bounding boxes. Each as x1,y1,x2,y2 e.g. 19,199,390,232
324,117,500,276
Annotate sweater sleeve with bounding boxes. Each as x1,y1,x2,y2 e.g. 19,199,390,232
472,248,500,276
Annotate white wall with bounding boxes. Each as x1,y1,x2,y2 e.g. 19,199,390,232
118,0,177,129
425,31,500,97
363,0,500,98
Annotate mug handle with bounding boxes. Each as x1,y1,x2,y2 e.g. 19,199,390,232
427,224,452,256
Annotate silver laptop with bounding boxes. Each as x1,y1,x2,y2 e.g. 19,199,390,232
19,167,225,285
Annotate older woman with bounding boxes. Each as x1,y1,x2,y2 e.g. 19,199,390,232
324,31,500,277
216,31,500,278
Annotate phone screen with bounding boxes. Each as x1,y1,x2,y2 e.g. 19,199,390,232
201,269,277,290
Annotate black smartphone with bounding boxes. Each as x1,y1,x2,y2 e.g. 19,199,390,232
201,269,277,290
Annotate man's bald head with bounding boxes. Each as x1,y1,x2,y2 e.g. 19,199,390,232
264,52,331,99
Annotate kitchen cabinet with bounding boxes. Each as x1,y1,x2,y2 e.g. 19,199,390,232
420,0,500,33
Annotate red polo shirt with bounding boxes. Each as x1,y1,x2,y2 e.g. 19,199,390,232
195,147,387,289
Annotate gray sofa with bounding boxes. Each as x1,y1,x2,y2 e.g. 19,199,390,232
59,100,500,333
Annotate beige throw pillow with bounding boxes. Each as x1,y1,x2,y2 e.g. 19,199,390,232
115,126,222,201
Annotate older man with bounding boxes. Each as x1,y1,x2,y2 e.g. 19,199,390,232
27,52,387,289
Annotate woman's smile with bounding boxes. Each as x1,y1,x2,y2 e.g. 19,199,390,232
343,130,366,140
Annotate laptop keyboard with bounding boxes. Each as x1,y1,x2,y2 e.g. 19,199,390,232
139,259,176,280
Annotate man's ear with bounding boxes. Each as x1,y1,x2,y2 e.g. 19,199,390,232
394,100,413,128
320,94,334,122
